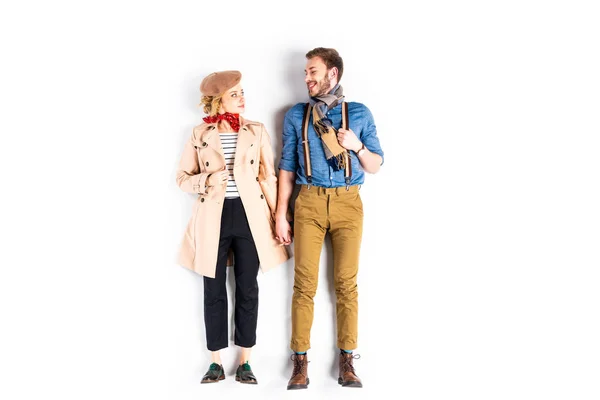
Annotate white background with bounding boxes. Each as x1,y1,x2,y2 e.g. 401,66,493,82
1,1,599,399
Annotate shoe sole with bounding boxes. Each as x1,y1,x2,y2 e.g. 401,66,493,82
235,376,258,384
201,375,225,384
338,377,362,388
287,378,310,390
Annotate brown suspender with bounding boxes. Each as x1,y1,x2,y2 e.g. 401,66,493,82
301,104,312,184
301,102,351,189
341,102,351,187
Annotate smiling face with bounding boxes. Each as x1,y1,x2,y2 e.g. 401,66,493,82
219,83,245,114
305,56,337,97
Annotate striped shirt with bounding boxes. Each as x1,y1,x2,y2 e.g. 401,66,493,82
220,132,239,198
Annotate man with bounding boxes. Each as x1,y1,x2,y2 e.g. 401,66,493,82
275,47,384,390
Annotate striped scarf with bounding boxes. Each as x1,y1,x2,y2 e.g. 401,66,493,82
310,84,348,170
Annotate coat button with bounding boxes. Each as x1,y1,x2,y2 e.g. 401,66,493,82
260,194,264,199
202,142,207,147
201,198,205,203
256,177,259,181
205,161,209,166
250,160,254,164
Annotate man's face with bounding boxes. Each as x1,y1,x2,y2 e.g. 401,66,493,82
305,56,335,97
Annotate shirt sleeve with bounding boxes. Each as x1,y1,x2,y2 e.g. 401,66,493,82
278,108,299,172
360,106,384,165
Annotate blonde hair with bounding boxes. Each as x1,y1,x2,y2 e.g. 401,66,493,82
200,95,223,116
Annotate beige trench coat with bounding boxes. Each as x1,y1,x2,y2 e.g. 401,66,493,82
176,117,289,278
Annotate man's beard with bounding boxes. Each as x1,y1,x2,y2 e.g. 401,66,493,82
309,74,331,97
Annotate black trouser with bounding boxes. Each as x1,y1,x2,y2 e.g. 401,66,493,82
204,197,260,351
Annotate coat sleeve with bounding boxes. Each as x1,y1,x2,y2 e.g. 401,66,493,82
258,124,278,218
175,138,211,195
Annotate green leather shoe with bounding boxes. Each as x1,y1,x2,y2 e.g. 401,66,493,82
235,362,257,384
201,363,225,383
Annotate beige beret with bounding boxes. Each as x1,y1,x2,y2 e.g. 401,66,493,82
199,70,242,97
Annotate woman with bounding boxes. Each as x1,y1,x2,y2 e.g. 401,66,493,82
176,70,289,384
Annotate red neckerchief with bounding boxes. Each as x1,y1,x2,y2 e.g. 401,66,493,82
202,112,240,132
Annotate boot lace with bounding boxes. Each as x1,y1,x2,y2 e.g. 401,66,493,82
290,354,308,378
341,353,360,374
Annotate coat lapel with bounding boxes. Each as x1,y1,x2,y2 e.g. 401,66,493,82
194,118,261,167
235,118,260,165
195,123,225,161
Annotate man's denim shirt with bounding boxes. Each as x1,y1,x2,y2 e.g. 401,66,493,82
278,102,384,187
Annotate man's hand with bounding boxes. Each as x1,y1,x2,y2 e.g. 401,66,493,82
337,128,362,152
275,214,292,245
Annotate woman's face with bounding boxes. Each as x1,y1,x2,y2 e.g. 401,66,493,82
219,83,245,114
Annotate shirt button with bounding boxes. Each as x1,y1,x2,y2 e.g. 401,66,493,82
250,160,254,164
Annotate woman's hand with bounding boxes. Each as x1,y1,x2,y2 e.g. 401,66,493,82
206,167,228,187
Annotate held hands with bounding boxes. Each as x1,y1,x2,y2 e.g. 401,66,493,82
206,167,228,187
275,214,292,245
337,128,362,152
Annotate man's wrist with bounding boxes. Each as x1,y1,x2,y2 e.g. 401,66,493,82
356,143,366,155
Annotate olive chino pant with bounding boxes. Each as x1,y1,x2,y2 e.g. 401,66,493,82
291,184,363,352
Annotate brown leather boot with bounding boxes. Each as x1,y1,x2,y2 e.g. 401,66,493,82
287,353,309,390
338,352,362,388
